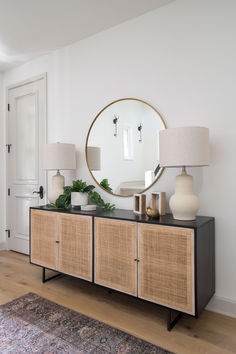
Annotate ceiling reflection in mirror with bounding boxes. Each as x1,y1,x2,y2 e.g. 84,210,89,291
86,98,166,197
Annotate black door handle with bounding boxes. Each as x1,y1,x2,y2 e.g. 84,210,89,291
33,186,44,199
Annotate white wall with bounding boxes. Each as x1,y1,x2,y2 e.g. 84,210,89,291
1,0,236,316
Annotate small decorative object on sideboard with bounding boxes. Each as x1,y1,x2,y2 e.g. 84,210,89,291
133,194,146,215
151,192,166,216
146,207,159,219
81,204,97,211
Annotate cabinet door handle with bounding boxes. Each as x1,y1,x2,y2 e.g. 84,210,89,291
134,258,140,262
56,240,60,244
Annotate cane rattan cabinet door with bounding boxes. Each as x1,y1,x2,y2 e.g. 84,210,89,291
138,224,195,315
30,209,58,270
94,217,137,296
59,214,92,281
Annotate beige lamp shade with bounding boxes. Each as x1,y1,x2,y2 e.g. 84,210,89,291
43,143,76,170
87,146,101,171
159,127,210,167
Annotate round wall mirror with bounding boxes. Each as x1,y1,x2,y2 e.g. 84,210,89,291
85,98,166,197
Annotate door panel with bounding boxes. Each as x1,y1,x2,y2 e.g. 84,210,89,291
16,195,38,240
138,224,195,315
7,75,46,254
94,217,137,296
16,93,37,181
59,214,92,281
30,210,58,270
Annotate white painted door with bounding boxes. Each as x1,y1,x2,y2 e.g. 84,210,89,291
7,75,47,254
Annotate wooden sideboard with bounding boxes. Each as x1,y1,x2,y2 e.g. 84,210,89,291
30,206,215,330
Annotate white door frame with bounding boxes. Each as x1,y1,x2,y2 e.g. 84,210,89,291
5,73,47,252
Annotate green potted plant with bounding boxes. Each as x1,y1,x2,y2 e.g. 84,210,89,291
70,180,95,207
53,179,115,211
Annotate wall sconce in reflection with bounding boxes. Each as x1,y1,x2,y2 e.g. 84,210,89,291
138,123,143,142
113,114,119,137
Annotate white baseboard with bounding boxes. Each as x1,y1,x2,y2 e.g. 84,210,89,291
206,295,236,318
0,242,7,250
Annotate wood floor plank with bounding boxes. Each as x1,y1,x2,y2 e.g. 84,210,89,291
0,251,235,354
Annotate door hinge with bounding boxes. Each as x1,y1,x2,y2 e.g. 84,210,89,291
5,229,10,238
6,144,12,153
8,103,10,111
8,188,10,196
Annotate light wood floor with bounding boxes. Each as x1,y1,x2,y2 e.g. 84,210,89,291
0,251,235,354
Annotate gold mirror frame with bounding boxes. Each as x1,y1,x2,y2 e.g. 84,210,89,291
85,98,166,197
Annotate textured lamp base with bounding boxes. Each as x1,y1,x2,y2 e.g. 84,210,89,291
48,171,65,203
170,169,199,221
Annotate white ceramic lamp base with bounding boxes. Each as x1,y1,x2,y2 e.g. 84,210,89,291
48,171,65,203
169,169,199,221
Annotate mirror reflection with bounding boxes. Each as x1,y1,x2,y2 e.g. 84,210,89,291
86,98,166,197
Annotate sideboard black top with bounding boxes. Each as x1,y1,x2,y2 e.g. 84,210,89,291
30,205,214,229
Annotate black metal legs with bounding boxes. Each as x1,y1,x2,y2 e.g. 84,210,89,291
42,267,62,283
167,309,183,331
41,267,182,331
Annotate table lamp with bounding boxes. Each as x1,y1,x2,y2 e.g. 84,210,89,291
159,127,210,220
43,143,76,203
87,146,101,171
